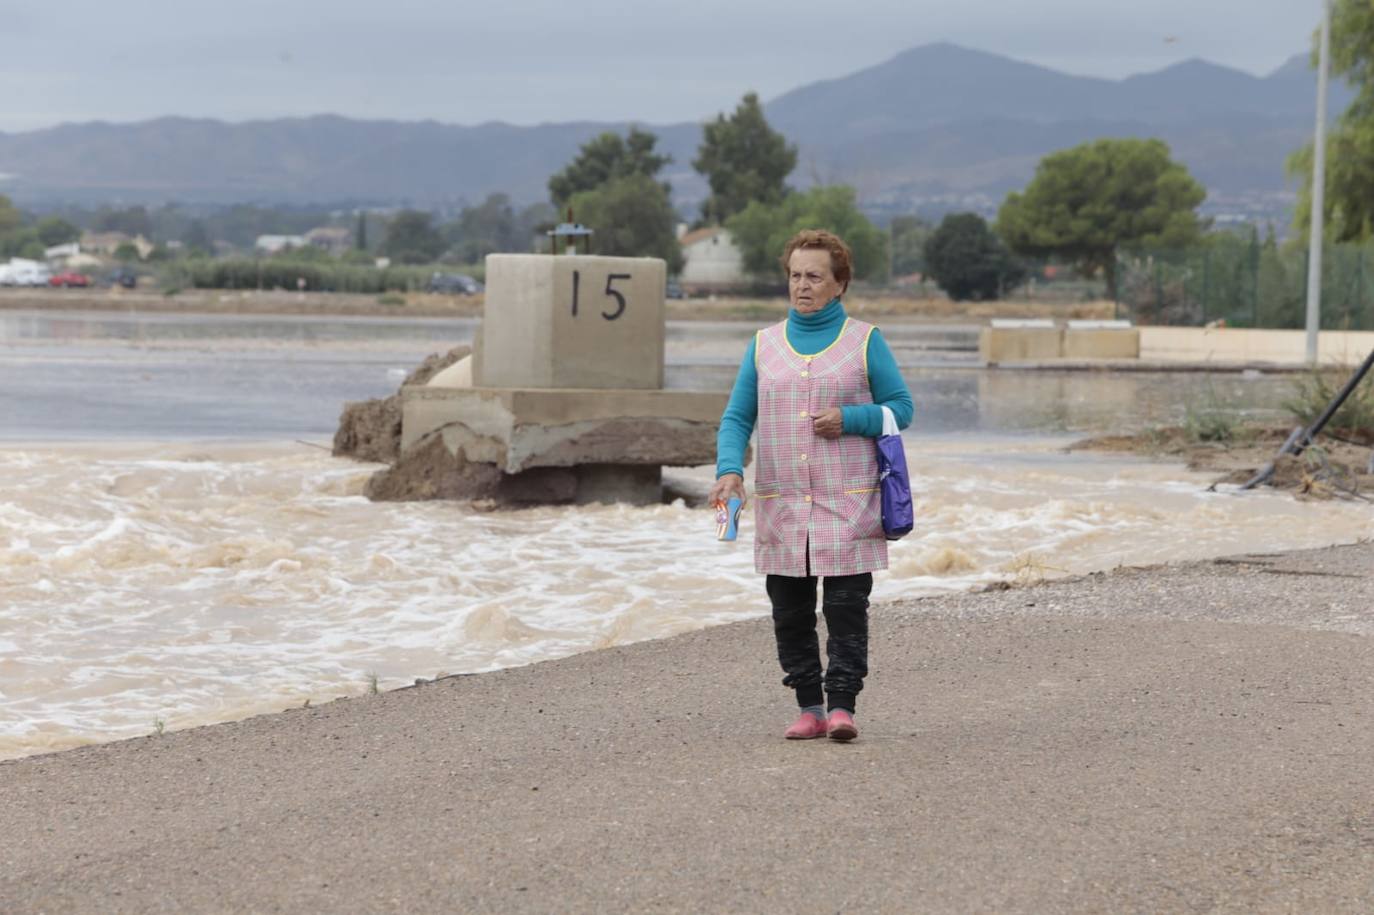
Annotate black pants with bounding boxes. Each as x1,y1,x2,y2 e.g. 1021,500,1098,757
766,572,872,713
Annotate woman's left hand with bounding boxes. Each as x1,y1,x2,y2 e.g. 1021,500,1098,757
810,407,843,440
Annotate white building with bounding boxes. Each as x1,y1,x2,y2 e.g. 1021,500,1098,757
255,235,307,255
678,226,745,286
305,226,353,254
44,242,80,260
43,242,103,271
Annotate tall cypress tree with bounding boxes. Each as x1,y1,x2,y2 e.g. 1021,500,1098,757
693,93,797,226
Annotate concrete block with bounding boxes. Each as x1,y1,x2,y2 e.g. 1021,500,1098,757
479,254,666,390
1139,327,1374,366
426,356,473,388
400,386,727,471
1067,320,1132,329
1062,328,1140,359
990,318,1055,328
979,326,1063,363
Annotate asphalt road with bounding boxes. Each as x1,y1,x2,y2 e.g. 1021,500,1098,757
3,542,1372,913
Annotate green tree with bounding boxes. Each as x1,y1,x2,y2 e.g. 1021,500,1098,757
445,193,523,263
193,204,332,250
923,213,1027,301
1257,229,1299,327
35,216,79,247
889,215,933,276
183,220,212,254
382,210,445,264
0,194,20,237
726,185,887,283
94,205,153,238
1289,0,1374,241
694,92,797,225
0,228,45,260
271,244,330,263
517,201,557,253
113,242,142,262
567,174,683,273
355,211,368,251
548,127,671,209
997,138,1205,297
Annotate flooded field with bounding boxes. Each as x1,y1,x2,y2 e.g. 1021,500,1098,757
1,310,1365,759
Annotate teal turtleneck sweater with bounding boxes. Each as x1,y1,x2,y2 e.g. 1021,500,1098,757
715,298,914,479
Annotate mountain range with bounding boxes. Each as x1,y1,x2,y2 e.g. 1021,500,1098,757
0,43,1351,219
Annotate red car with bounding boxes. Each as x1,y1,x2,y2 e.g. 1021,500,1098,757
48,272,91,288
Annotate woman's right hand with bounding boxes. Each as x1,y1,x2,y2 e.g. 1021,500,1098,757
708,473,747,507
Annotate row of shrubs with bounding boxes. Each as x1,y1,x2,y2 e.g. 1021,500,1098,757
159,259,456,293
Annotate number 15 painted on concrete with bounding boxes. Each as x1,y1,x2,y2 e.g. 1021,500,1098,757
570,271,631,321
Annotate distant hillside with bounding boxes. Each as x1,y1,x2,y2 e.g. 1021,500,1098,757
0,43,1350,217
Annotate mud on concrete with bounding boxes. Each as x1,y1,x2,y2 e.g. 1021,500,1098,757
332,345,471,464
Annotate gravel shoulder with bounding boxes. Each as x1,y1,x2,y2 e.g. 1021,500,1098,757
3,541,1372,913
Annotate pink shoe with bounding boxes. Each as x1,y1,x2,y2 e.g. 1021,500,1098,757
784,711,828,740
827,710,858,741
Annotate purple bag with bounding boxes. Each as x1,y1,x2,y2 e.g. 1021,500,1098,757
876,407,913,540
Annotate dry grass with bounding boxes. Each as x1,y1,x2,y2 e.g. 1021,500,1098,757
1073,423,1374,501
1002,553,1068,587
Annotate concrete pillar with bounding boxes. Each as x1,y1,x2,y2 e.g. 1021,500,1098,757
479,254,666,390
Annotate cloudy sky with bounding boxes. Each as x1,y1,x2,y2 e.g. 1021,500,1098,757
1,0,1325,133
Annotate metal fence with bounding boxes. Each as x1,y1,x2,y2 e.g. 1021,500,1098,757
1114,241,1374,330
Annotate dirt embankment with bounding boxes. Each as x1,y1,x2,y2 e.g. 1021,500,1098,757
1072,425,1374,500
332,346,471,464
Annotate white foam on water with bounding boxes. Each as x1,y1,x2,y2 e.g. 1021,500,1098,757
1,438,1369,760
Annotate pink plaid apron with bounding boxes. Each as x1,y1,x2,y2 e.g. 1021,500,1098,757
752,317,887,577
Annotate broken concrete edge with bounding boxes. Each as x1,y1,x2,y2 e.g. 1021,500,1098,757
364,431,674,505
360,385,729,505
439,414,721,474
402,384,725,424
400,386,728,467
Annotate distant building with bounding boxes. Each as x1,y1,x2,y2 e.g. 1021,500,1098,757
77,231,153,260
255,234,307,254
80,231,130,255
44,242,80,261
44,242,104,270
679,226,745,286
305,226,352,254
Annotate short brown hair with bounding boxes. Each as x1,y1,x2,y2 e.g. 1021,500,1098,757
780,229,853,292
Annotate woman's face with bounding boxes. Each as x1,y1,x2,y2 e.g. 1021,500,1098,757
787,248,843,315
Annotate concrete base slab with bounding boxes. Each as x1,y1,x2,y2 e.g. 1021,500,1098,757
401,386,727,472
372,386,727,505
1062,328,1140,359
980,326,1062,362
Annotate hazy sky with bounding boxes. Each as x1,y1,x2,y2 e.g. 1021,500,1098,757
1,0,1326,133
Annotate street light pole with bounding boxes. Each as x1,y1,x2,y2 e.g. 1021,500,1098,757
1306,0,1332,364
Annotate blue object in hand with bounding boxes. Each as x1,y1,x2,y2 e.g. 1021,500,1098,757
715,497,743,541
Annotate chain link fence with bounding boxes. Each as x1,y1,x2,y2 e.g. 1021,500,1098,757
1115,240,1374,330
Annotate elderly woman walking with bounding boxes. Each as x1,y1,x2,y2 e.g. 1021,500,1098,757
709,229,913,742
